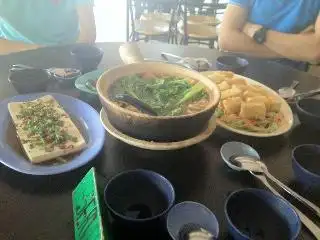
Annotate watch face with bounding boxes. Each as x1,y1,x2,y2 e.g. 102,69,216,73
254,28,267,44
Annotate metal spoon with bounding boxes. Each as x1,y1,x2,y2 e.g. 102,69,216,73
161,52,211,71
227,154,320,239
278,80,299,99
232,155,320,218
250,171,320,240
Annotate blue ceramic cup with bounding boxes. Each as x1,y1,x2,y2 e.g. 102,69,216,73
296,98,320,131
216,56,249,74
104,169,175,231
225,188,301,240
292,144,320,188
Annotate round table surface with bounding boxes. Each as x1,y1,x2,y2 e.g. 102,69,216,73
0,42,320,240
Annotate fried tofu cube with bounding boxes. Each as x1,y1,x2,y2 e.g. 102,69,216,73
218,81,231,91
222,97,242,115
221,86,243,100
227,77,247,85
240,102,266,120
268,97,282,112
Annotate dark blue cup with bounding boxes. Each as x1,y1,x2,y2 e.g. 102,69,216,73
216,56,249,74
104,169,175,237
292,144,320,188
296,98,320,130
225,188,301,240
71,44,103,73
8,68,51,94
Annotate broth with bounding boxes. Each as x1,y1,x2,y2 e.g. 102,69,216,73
109,73,209,116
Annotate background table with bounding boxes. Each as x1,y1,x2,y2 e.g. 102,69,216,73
0,42,320,240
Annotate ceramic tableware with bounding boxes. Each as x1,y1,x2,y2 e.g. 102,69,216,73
97,62,220,142
8,68,51,94
0,93,105,175
296,98,320,130
220,141,260,171
104,169,175,238
202,71,294,137
293,144,320,188
71,44,103,73
167,201,219,240
225,188,301,240
216,56,249,74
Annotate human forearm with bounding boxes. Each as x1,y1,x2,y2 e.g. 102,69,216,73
243,22,320,62
219,29,281,58
0,39,39,55
76,4,96,43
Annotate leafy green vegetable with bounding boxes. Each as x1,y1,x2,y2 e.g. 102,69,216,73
110,74,208,116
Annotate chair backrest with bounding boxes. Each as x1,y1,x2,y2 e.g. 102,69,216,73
176,0,227,44
126,0,180,41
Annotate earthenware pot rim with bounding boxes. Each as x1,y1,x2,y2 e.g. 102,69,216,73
97,62,220,120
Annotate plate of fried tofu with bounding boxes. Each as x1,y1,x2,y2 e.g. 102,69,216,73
0,93,105,175
202,71,294,137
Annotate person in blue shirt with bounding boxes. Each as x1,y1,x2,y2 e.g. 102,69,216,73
219,0,320,71
0,0,96,55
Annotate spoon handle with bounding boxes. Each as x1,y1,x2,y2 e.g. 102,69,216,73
263,169,320,218
251,172,320,240
290,80,299,89
294,88,320,100
161,52,183,61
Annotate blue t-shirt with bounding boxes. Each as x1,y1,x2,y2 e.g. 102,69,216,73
0,0,93,45
229,0,320,33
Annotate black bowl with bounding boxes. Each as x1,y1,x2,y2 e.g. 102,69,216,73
104,169,175,229
225,189,301,240
296,98,320,130
71,45,103,73
216,56,249,74
292,144,320,188
8,69,51,94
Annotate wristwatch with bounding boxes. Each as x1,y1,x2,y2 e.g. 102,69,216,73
253,27,268,44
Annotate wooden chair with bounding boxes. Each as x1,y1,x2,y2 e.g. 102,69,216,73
176,0,226,48
126,0,179,43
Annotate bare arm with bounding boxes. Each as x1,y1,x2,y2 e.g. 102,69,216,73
219,4,281,58
0,39,39,55
76,3,96,43
243,16,320,62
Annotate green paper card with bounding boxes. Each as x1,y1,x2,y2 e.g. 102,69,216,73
72,168,106,240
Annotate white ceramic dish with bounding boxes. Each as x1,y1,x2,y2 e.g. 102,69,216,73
202,71,294,137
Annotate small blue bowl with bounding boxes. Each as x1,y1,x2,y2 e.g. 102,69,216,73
216,56,249,74
225,189,301,240
296,98,320,131
104,169,175,228
167,201,219,240
292,144,320,188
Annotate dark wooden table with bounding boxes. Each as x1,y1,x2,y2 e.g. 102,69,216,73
0,42,320,240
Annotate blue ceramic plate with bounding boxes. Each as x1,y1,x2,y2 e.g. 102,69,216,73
0,93,105,175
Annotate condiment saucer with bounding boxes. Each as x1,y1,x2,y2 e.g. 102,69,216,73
100,109,216,150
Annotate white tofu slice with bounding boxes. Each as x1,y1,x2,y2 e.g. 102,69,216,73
240,102,266,120
8,95,86,164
